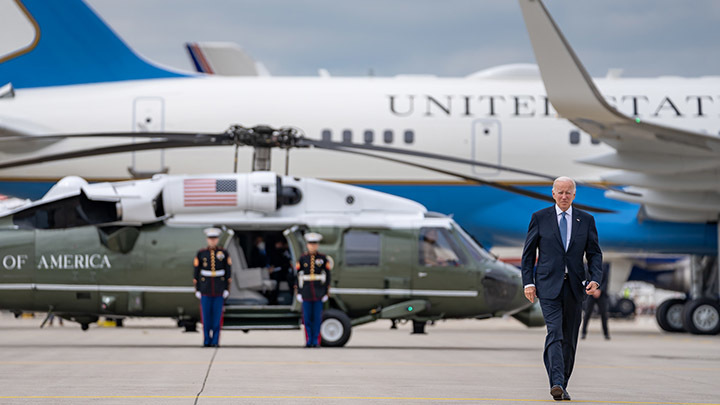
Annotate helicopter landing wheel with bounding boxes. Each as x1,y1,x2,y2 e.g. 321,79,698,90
80,323,89,331
412,320,426,334
320,309,352,347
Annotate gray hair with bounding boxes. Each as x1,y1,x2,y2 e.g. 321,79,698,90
553,176,576,192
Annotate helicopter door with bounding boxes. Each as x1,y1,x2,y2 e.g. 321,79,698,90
33,228,102,313
413,227,476,308
283,225,307,266
129,97,167,178
336,229,410,306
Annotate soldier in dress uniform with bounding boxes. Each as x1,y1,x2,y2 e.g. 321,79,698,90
193,228,232,347
294,232,332,347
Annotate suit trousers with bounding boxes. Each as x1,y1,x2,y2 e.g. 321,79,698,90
201,295,225,346
538,277,584,388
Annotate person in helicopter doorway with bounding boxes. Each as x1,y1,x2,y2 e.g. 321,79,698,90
193,227,232,347
294,232,332,348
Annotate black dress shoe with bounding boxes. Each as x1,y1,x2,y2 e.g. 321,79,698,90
562,388,571,400
605,335,611,340
551,385,564,401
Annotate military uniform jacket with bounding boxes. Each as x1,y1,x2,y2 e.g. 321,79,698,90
194,247,232,297
295,252,331,301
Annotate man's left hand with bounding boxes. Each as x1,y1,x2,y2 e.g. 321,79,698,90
222,290,230,299
585,281,599,295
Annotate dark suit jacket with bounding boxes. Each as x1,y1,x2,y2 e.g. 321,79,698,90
521,206,603,300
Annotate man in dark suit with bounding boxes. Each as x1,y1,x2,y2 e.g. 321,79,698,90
521,176,603,401
582,264,610,340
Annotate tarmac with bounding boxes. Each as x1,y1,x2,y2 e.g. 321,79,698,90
0,312,718,405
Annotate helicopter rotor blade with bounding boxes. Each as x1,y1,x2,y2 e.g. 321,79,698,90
0,127,632,203
0,140,223,170
300,138,637,197
323,145,616,214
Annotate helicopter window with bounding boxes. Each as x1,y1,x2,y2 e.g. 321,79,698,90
321,129,332,142
344,230,381,267
418,227,466,267
342,129,352,143
454,224,493,262
383,129,393,144
404,130,414,144
364,130,374,144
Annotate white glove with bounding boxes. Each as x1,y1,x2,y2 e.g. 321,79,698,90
321,295,329,303
195,291,201,299
296,294,303,303
222,290,230,299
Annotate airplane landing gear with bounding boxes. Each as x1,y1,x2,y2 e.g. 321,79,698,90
683,298,720,335
655,298,686,333
656,253,720,335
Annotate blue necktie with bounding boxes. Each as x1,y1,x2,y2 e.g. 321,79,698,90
560,212,568,251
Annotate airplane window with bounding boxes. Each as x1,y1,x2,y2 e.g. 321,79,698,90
322,129,332,142
418,227,466,267
569,130,580,145
342,129,352,143
591,136,601,145
344,230,381,266
383,130,393,144
364,130,374,144
404,130,414,144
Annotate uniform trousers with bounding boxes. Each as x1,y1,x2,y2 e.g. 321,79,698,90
538,277,584,388
582,291,609,337
201,295,224,346
302,300,324,346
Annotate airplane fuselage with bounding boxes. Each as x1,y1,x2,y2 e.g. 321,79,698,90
2,73,719,252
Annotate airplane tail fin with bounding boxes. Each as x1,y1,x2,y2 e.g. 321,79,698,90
0,0,186,89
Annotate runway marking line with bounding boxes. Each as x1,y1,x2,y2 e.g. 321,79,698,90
0,395,717,404
1,360,718,372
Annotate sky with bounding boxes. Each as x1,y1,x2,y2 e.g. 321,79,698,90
84,0,720,78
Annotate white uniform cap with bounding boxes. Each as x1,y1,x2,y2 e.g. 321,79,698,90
305,232,323,243
203,227,222,238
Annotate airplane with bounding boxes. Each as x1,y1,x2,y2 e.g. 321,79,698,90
0,0,718,335
0,127,540,344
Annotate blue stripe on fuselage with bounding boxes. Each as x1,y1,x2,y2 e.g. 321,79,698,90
360,183,717,255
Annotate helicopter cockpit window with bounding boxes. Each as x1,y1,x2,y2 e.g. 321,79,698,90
344,230,381,267
453,224,494,262
419,227,465,267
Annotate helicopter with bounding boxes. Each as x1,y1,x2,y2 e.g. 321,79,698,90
0,126,550,346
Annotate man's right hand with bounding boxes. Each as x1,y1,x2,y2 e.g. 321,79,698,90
524,286,537,303
296,294,303,303
195,291,202,299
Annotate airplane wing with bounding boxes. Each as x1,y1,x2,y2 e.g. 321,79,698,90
518,0,720,223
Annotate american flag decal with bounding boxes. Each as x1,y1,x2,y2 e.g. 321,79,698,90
183,178,237,207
